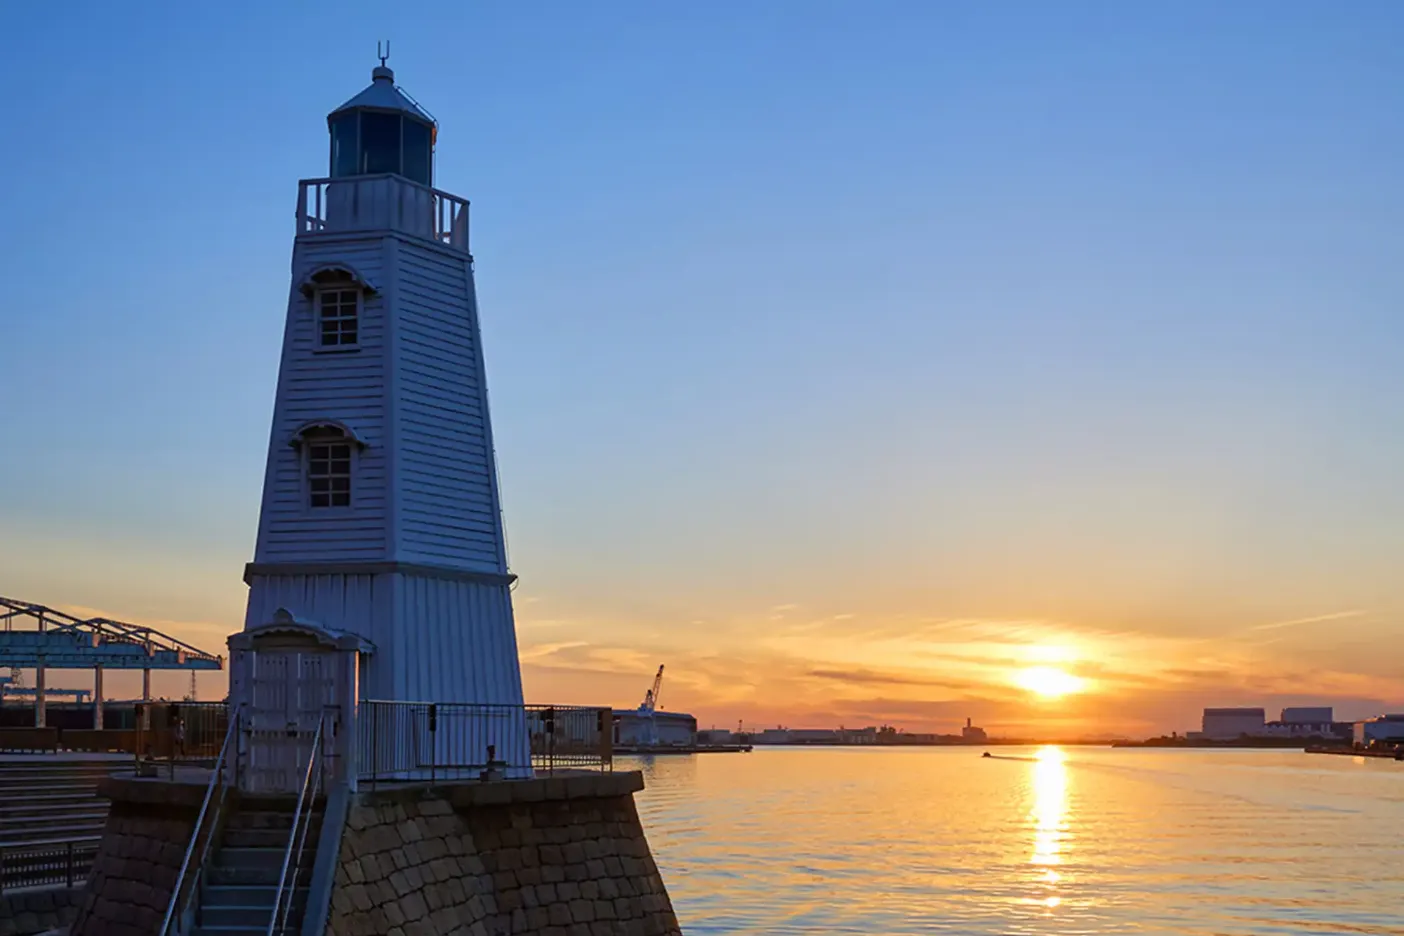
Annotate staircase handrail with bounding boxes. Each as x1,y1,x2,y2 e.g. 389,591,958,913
159,709,239,936
270,716,325,936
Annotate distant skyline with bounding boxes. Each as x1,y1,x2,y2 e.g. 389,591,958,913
2,2,1403,737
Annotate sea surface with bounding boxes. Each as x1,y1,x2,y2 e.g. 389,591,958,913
620,746,1404,935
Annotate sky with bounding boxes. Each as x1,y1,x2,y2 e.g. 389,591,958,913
2,2,1402,738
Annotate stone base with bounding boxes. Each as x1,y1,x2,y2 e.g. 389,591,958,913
0,885,85,936
67,776,210,936
328,771,681,936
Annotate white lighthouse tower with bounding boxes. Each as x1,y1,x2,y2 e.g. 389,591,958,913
229,59,527,788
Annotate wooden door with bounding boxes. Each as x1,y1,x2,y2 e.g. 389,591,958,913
243,648,338,793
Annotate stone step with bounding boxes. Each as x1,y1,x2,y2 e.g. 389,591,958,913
223,809,324,832
0,791,102,808
0,771,116,782
213,847,292,871
235,795,322,814
200,884,278,908
207,861,313,888
0,829,106,850
0,812,108,831
200,905,273,929
0,800,108,816
0,780,103,793
199,891,306,926
199,903,285,929
222,826,321,849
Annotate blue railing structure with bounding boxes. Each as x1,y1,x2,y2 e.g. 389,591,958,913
271,717,325,936
358,701,612,785
0,837,99,893
159,711,240,936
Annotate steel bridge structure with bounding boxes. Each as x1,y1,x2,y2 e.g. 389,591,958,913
0,596,223,728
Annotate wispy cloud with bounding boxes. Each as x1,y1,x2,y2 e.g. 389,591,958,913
1248,610,1366,632
518,641,589,662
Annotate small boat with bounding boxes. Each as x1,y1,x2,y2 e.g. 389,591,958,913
982,751,991,758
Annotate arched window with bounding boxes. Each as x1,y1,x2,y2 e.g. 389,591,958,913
298,266,377,351
290,421,366,509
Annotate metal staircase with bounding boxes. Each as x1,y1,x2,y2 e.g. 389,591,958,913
160,712,331,936
191,796,322,935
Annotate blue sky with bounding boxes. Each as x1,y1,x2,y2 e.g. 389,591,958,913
2,2,1402,733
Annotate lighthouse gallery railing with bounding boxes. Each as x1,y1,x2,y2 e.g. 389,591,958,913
296,174,470,253
357,701,612,785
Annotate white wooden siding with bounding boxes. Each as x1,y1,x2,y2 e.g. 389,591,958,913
253,237,390,563
244,571,525,715
242,218,524,716
391,239,507,573
389,574,525,707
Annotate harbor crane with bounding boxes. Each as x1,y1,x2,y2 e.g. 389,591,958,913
637,665,664,746
640,665,664,714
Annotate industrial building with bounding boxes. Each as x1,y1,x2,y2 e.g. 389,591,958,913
613,709,697,746
1281,706,1334,724
1354,714,1404,747
1200,707,1267,739
1191,705,1350,741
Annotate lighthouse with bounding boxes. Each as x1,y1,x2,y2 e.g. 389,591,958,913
228,60,527,788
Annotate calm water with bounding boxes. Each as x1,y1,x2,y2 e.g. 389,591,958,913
622,746,1404,935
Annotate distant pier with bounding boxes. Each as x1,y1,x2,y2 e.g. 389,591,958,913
616,743,752,755
1306,745,1404,760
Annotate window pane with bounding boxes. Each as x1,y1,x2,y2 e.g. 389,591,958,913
331,445,351,459
330,113,359,178
331,477,351,492
361,112,401,175
403,120,432,185
312,493,330,508
341,329,358,345
332,492,351,507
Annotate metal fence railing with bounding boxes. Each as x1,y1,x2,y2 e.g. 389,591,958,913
0,837,99,893
358,702,611,784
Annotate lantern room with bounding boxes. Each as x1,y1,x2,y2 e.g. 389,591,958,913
327,64,436,186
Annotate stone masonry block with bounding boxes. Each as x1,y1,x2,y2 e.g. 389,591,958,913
570,898,596,924
400,890,428,923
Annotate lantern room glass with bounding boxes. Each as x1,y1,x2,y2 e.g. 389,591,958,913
328,111,434,186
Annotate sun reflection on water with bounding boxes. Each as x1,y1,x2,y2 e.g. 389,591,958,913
1031,745,1068,909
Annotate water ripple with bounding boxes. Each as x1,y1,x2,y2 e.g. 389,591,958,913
623,747,1404,935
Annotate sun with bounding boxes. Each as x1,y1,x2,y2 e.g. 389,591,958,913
1016,666,1085,698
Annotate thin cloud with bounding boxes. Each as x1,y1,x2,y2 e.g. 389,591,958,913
518,641,589,662
1249,610,1366,632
